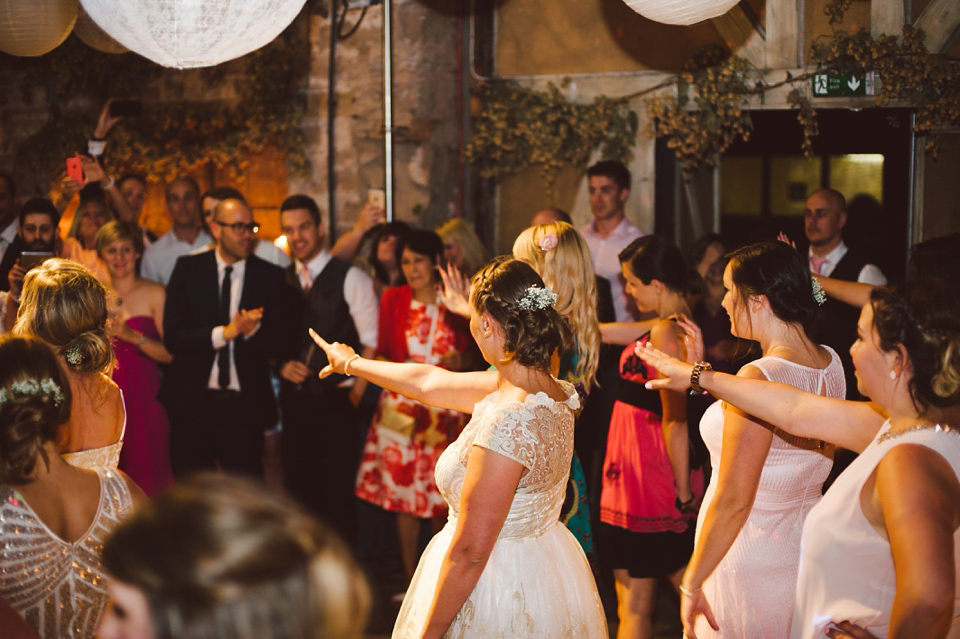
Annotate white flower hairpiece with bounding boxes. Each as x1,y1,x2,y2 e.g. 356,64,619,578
517,285,558,311
65,343,83,366
811,276,826,306
0,379,65,409
538,234,558,251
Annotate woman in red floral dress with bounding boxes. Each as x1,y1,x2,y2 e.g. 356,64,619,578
355,230,475,583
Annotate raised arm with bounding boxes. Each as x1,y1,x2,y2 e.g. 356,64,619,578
815,274,875,309
635,341,885,453
310,330,497,414
600,319,656,345
421,445,523,639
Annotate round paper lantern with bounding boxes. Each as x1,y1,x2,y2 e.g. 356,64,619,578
79,0,308,69
0,0,78,57
622,0,739,26
73,5,127,53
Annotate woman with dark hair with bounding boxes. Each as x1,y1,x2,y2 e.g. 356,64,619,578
678,242,845,638
99,474,370,639
637,278,960,639
599,234,705,639
14,259,125,469
312,257,607,638
355,229,474,586
365,221,410,298
0,335,145,639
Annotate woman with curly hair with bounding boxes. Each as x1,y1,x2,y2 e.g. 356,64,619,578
13,258,124,469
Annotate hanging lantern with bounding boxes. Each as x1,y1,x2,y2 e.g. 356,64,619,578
622,0,739,26
79,0,308,69
73,5,127,54
0,0,78,57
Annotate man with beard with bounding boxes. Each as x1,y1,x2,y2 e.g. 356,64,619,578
161,195,290,478
3,198,62,301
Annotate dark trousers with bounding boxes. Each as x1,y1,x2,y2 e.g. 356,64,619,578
280,385,361,547
168,390,266,479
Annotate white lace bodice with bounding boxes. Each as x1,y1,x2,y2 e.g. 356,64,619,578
435,381,579,540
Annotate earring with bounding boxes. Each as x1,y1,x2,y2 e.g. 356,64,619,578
889,370,897,380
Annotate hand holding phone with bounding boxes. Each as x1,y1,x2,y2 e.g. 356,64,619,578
66,158,84,184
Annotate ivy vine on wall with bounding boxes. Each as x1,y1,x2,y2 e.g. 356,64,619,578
0,19,310,189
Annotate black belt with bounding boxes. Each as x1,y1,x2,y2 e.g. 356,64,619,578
205,389,242,401
616,379,663,414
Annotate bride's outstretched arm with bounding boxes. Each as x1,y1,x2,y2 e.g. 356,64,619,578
635,341,885,453
310,330,497,413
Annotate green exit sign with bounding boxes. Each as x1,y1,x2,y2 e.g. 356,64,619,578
812,71,876,97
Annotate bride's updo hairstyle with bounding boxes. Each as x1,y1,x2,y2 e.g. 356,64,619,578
619,235,700,297
727,241,822,340
103,474,371,639
0,336,71,484
470,257,570,371
870,279,960,413
13,259,114,376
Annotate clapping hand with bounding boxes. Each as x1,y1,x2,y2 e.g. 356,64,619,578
676,316,704,363
437,263,471,318
777,232,797,250
309,329,358,379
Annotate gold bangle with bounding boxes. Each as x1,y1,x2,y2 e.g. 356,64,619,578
679,584,701,597
343,354,360,376
689,361,712,395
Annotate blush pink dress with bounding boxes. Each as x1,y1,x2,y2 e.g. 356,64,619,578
694,349,845,638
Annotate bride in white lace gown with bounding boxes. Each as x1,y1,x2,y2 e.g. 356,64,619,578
311,257,607,639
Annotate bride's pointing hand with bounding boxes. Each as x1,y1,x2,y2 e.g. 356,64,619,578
634,341,694,392
309,329,357,378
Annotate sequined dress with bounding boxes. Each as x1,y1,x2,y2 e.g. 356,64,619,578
392,381,608,638
694,349,845,638
0,467,134,639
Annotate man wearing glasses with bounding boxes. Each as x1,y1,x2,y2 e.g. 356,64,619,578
141,177,212,286
161,194,290,478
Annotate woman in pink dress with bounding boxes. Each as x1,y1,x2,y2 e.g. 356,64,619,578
355,230,475,583
96,221,174,495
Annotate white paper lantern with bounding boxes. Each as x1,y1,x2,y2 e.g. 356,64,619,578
622,0,740,26
73,5,127,54
79,0,308,69
0,0,78,57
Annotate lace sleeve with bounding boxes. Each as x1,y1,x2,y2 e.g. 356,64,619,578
474,406,542,471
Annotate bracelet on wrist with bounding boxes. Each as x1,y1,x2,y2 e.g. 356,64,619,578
688,361,712,396
100,176,116,190
343,354,360,376
678,584,701,597
137,333,147,347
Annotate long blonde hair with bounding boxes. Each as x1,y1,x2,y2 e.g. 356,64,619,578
513,222,600,391
436,218,490,276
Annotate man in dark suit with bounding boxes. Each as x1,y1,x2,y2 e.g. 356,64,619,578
162,195,289,478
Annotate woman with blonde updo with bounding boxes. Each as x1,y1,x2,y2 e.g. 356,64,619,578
0,335,145,639
13,258,125,469
99,474,370,639
312,257,608,638
513,221,601,555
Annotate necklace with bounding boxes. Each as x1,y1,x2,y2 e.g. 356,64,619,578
877,422,958,443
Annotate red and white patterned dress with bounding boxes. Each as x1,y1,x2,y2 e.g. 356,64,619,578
355,293,470,518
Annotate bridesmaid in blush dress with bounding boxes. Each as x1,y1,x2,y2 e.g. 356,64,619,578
97,221,174,495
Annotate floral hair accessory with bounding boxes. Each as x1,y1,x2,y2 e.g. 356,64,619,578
811,276,826,306
538,234,558,251
0,379,65,408
517,285,558,311
65,343,83,366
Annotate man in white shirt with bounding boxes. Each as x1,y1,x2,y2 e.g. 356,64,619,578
141,177,213,285
805,188,886,286
580,161,645,323
278,194,378,545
